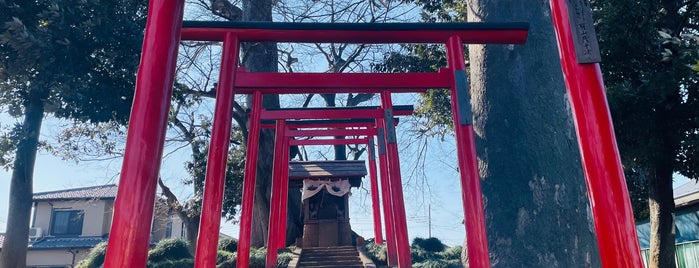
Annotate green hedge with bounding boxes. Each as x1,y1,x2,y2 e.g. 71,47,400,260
363,237,462,267
218,238,238,252
147,238,192,263
75,242,108,268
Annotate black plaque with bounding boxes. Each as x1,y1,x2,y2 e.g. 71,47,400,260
454,70,473,126
384,109,397,144
377,128,387,155
567,0,601,63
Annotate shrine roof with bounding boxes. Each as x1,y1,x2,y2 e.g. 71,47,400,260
289,160,367,179
289,161,367,188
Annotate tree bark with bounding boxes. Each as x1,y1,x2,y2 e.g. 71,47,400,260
465,1,600,267
645,2,683,266
158,178,200,254
647,165,676,268
242,0,303,247
647,117,678,268
0,99,45,268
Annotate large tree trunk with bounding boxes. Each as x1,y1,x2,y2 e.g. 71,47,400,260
464,1,601,267
242,0,303,247
0,99,45,268
647,165,675,268
645,2,683,266
647,127,678,268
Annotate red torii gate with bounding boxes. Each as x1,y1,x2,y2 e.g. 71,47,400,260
102,0,643,268
259,115,395,266
253,103,412,267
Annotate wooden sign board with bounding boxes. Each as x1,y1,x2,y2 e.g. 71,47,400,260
567,0,601,63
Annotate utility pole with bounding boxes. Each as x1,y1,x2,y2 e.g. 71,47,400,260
428,204,432,238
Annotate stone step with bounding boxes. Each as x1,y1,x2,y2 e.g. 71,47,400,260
298,260,362,265
301,255,360,261
298,264,364,268
302,248,357,254
304,246,355,249
298,263,363,267
295,246,364,268
303,246,356,251
302,252,359,257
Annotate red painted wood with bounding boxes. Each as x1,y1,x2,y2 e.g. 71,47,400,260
260,107,412,121
261,109,384,120
285,128,376,137
277,136,291,250
380,91,412,267
376,119,398,265
232,70,451,93
367,141,384,244
266,120,287,267
265,122,388,129
181,25,527,44
446,36,490,268
237,92,262,268
289,138,367,146
195,34,240,268
104,0,184,267
550,1,643,267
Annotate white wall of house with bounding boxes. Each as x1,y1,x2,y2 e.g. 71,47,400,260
27,249,89,267
32,199,114,237
102,201,113,236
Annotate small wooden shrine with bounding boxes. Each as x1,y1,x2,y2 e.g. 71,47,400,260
289,160,367,247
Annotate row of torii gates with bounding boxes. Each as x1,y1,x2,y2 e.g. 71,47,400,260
102,0,643,267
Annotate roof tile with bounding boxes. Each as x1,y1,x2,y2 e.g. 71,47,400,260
29,236,105,249
33,184,118,201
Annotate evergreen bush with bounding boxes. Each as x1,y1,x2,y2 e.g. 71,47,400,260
148,239,192,263
216,250,236,267
148,258,194,268
75,241,108,268
412,237,446,252
218,238,238,252
362,242,387,265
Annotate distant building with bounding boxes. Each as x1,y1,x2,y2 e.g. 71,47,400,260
24,184,185,268
637,181,699,268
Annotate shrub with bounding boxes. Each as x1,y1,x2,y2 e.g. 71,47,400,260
412,247,442,263
362,242,387,266
412,237,446,253
277,251,294,267
441,245,463,260
148,258,194,268
217,250,236,267
248,247,267,268
148,239,192,263
218,238,238,252
75,242,108,268
413,259,459,268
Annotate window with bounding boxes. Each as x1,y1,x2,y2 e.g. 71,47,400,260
181,222,186,239
165,221,172,238
51,210,84,236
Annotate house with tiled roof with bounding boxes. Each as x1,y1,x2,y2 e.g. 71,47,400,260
25,184,185,268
